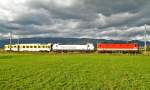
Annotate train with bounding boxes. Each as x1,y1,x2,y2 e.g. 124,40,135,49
4,43,139,53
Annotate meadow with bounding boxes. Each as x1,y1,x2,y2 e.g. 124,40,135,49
0,53,150,90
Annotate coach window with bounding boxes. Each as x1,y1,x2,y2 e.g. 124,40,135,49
38,46,40,48
14,46,16,48
43,46,45,48
34,46,37,48
27,46,29,48
30,46,33,48
23,46,25,48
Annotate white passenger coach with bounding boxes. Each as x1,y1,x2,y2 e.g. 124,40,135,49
4,43,52,52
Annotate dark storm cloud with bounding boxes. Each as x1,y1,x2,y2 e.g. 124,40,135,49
0,0,150,40
27,0,97,21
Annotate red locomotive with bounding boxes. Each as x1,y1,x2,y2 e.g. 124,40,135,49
97,43,139,53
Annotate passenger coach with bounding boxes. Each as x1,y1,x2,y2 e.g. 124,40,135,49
4,43,52,52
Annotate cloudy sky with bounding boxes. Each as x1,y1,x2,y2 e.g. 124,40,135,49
0,0,150,40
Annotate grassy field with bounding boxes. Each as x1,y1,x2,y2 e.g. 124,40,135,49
0,53,150,90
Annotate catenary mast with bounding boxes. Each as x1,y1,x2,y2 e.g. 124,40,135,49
144,24,147,53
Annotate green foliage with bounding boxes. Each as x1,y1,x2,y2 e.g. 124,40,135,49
0,53,150,90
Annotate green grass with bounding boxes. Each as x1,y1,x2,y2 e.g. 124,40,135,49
0,53,150,90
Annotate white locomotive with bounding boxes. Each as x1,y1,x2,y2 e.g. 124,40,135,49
4,43,52,52
52,43,95,51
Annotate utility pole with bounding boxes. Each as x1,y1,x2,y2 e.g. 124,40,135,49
17,37,20,44
9,32,12,51
17,36,20,52
144,24,147,53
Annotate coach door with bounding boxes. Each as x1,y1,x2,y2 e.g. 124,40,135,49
17,45,20,51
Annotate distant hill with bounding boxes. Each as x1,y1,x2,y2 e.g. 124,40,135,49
0,37,149,48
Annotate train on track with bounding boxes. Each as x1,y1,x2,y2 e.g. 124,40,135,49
4,43,139,53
